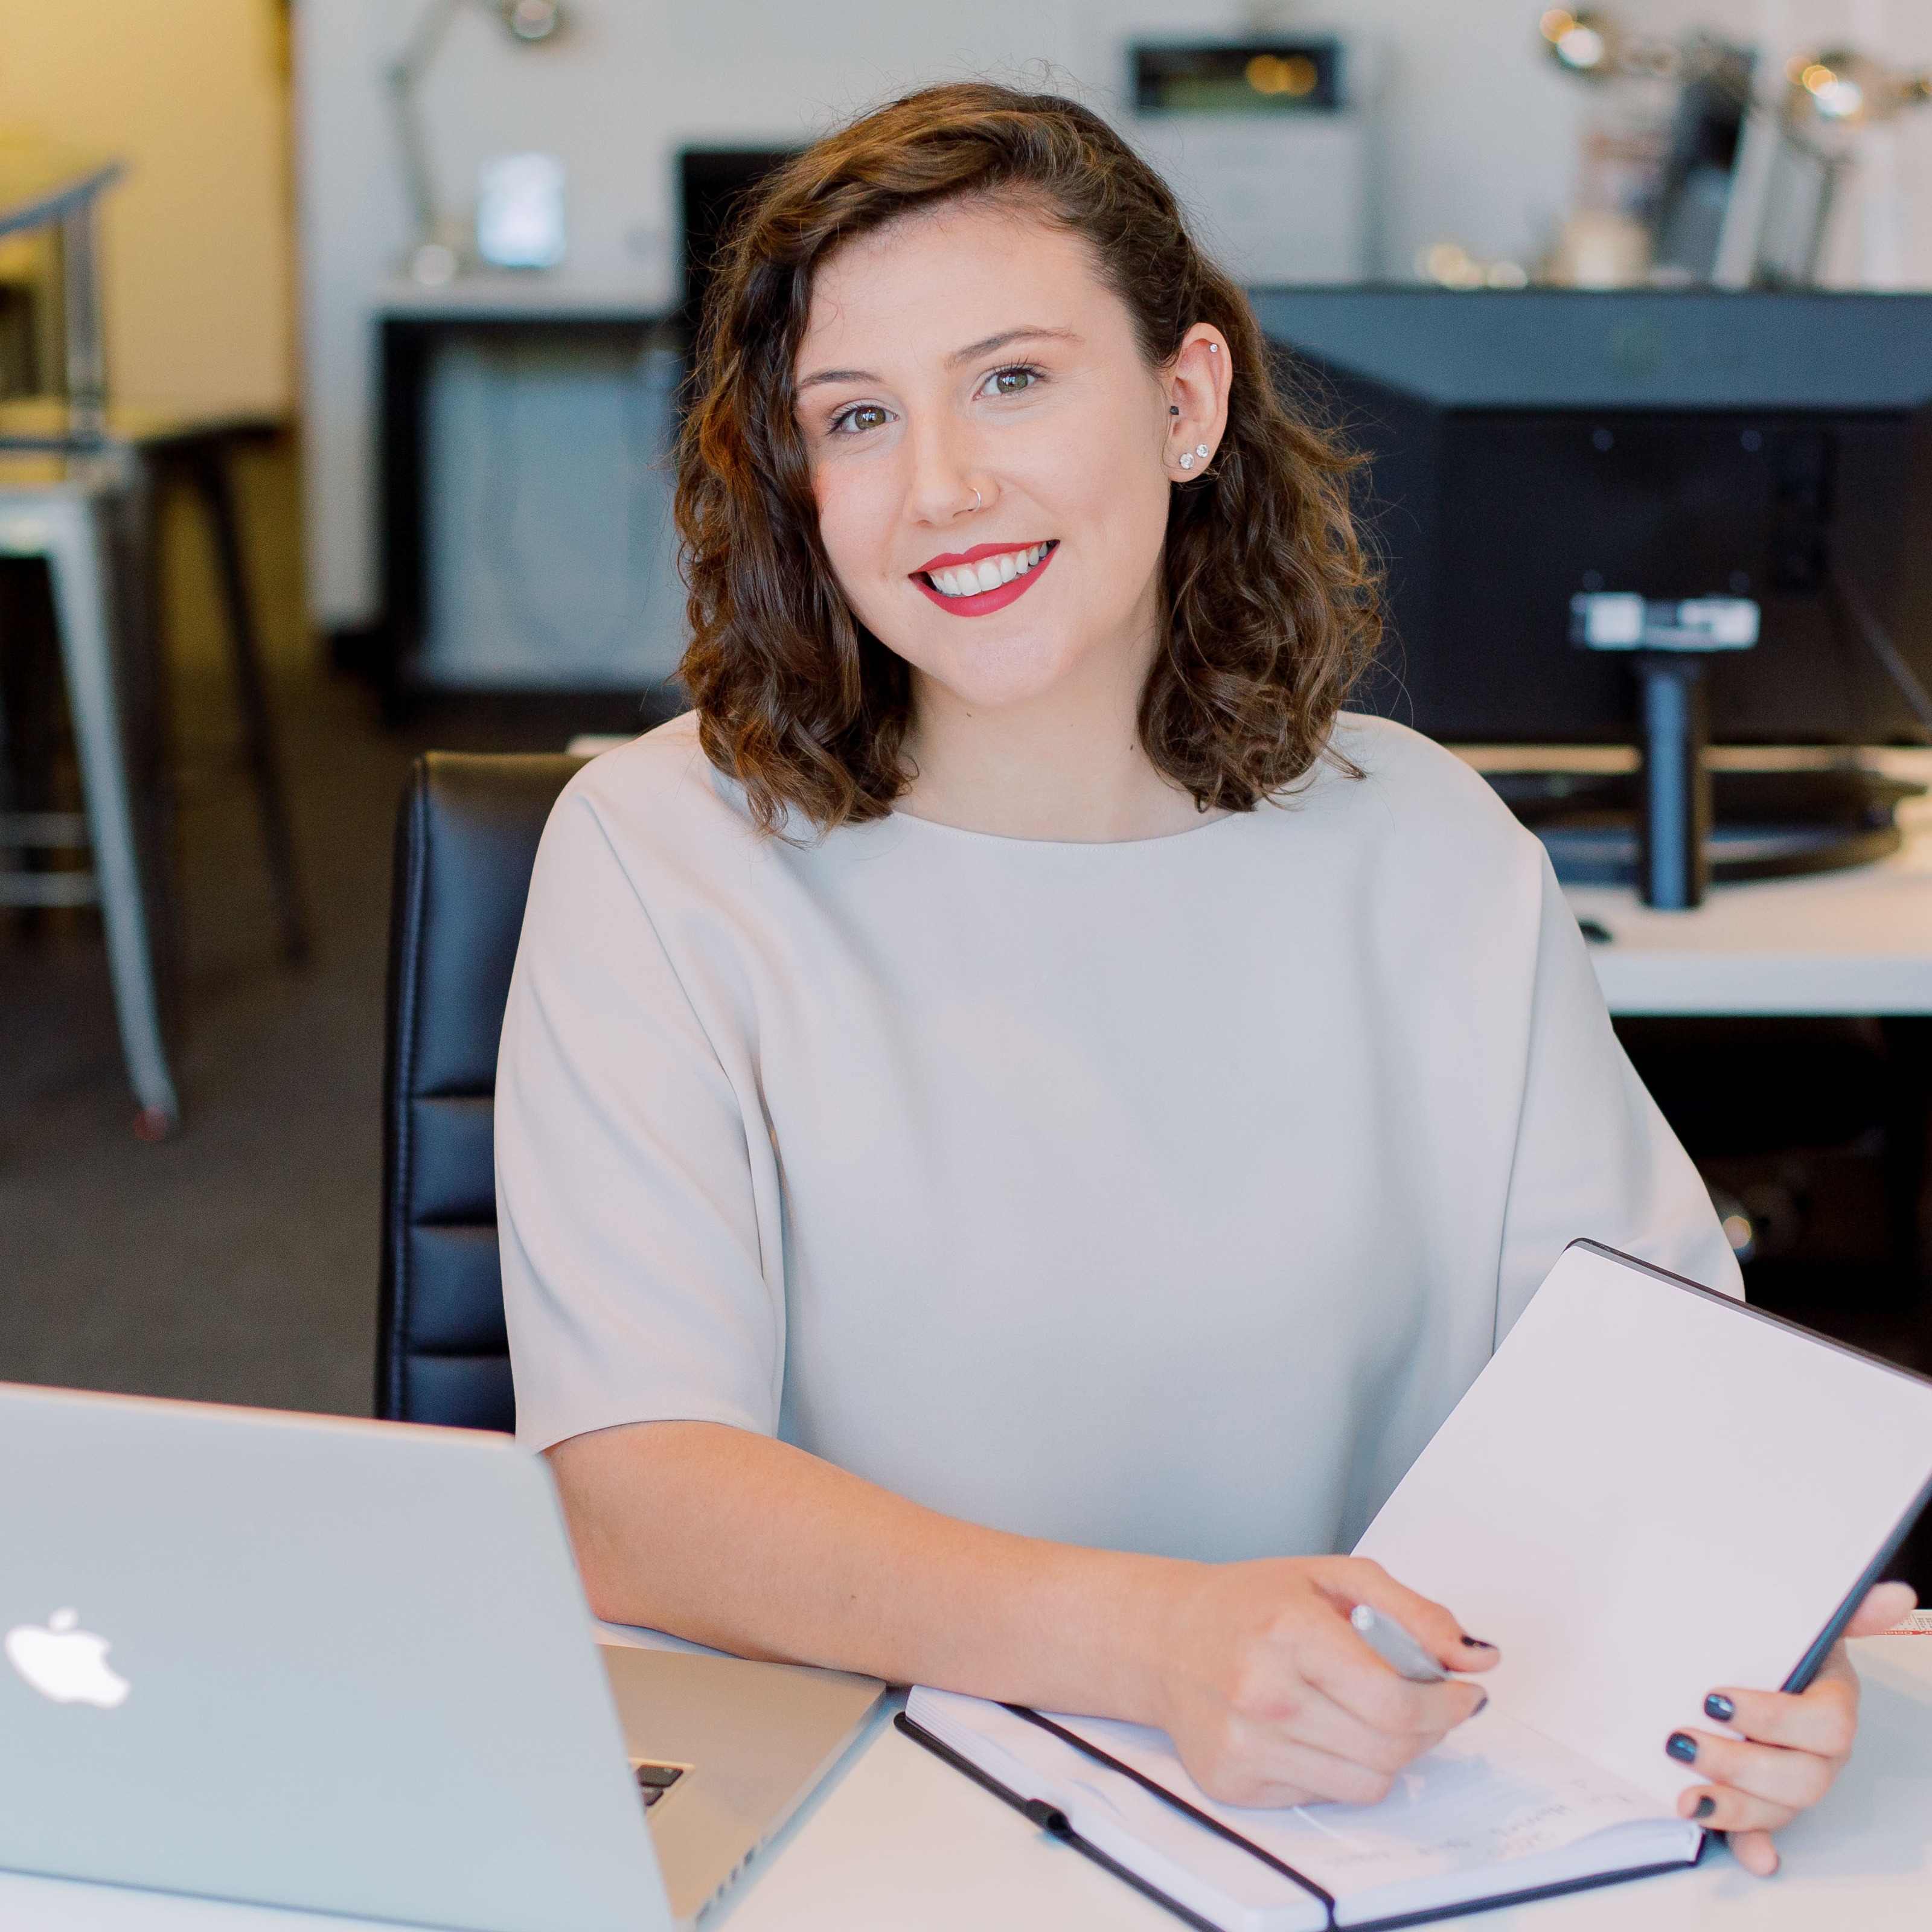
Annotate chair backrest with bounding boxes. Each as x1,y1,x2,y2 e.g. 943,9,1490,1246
378,752,583,1429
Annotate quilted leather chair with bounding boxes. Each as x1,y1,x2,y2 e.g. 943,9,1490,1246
377,752,583,1429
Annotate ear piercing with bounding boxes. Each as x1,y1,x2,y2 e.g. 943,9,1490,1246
1179,453,1193,469
1178,443,1211,472
1195,444,1209,456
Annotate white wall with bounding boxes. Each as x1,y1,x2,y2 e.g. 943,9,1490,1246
0,0,292,412
293,0,1932,631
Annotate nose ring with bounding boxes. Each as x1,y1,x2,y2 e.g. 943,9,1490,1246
971,487,982,512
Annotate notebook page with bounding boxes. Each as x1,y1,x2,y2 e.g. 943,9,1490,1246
909,1688,1692,1929
1051,1703,1686,1899
1355,1241,1932,1805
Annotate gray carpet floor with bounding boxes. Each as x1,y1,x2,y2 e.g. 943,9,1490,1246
0,440,626,1414
1,665,417,1413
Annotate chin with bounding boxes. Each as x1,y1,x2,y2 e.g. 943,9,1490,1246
916,629,1089,712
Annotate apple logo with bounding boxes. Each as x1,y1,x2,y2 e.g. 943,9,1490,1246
4,1608,131,1709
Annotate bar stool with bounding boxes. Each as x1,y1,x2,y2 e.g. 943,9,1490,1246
1,151,307,1134
0,447,178,1137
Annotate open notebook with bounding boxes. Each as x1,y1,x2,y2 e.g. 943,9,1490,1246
901,1241,1932,1931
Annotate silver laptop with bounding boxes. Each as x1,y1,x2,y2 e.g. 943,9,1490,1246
0,1382,883,1930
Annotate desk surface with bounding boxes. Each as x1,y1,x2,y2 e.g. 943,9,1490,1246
0,1634,1925,1931
1549,750,1932,1017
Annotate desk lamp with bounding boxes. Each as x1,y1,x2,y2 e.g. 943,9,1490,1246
388,0,564,287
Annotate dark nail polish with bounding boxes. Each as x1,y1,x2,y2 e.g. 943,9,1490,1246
1666,1732,1699,1764
1703,1693,1735,1722
1694,1796,1717,1821
1472,1694,1488,1716
1460,1636,1497,1650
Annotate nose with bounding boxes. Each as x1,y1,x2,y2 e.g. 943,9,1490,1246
902,408,984,525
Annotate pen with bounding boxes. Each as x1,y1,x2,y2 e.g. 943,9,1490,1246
1350,1604,1448,1683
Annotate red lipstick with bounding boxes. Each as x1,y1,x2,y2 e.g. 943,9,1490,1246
910,540,1058,618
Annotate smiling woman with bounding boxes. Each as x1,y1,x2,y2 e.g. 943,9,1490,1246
494,84,1903,1876
677,85,1375,839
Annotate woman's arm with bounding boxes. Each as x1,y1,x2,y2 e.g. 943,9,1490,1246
549,1418,1494,1807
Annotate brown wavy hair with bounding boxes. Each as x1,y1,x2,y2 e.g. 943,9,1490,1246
676,82,1379,834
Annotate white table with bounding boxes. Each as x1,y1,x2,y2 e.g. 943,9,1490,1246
0,1634,1926,1931
1552,749,1932,1017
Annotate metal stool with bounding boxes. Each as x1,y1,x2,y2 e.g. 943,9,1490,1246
0,450,178,1137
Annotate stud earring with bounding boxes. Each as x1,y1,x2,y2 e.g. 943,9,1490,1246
1179,453,1194,470
1169,405,1180,416
1195,444,1209,458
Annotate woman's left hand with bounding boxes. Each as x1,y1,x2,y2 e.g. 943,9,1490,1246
1669,1580,1916,1875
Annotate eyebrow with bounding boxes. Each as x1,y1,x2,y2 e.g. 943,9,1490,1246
795,325,1080,393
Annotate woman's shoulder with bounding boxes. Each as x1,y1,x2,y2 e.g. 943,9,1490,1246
549,711,760,861
1304,712,1539,854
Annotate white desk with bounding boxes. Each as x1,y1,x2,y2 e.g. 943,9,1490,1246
1554,750,1932,1017
0,1635,1926,1931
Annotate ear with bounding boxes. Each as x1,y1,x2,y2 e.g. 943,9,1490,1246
1163,324,1232,478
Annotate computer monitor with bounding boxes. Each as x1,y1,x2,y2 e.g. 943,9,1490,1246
679,149,799,336
1250,288,1932,747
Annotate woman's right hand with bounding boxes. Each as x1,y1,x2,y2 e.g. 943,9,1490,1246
1145,1555,1497,1807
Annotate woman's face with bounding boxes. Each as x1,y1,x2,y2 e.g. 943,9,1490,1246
796,199,1224,718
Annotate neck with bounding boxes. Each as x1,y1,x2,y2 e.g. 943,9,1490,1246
894,627,1220,844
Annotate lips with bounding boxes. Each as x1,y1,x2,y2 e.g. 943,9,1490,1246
911,540,1058,617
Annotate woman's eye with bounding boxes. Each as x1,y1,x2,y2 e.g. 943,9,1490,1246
980,366,1040,398
831,403,893,435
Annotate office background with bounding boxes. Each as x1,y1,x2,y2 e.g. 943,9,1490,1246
1,0,1931,1508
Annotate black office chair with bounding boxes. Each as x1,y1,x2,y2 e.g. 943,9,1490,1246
377,752,583,1430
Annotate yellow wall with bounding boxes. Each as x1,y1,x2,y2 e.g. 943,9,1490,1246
0,0,292,411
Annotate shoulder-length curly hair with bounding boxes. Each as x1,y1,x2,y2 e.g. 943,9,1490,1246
677,82,1378,835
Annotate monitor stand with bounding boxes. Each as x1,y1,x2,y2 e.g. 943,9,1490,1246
1633,653,1707,909
1486,754,1921,896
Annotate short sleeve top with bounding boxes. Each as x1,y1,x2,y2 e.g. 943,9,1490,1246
496,710,1740,1559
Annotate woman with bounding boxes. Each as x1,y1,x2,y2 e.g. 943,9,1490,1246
496,84,1906,1874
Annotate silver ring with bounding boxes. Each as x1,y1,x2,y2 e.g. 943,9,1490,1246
971,488,982,511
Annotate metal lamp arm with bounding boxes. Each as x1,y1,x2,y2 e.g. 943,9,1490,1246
387,0,465,247
388,0,518,250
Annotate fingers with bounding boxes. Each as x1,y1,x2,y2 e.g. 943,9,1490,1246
1675,1774,1799,1840
1665,1640,1865,1876
1309,1642,1489,1739
1698,1654,1859,1762
1727,1829,1782,1877
1844,1579,1916,1639
1315,1558,1501,1674
1195,1723,1418,1809
1255,1677,1467,1779
1666,1722,1837,1812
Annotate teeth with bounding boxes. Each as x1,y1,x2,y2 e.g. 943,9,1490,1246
925,544,1051,597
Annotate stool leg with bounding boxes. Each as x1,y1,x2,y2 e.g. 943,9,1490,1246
43,496,180,1136
190,447,309,965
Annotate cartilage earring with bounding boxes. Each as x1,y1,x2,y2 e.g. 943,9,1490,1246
1169,405,1180,415
1179,453,1194,470
1195,444,1209,457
